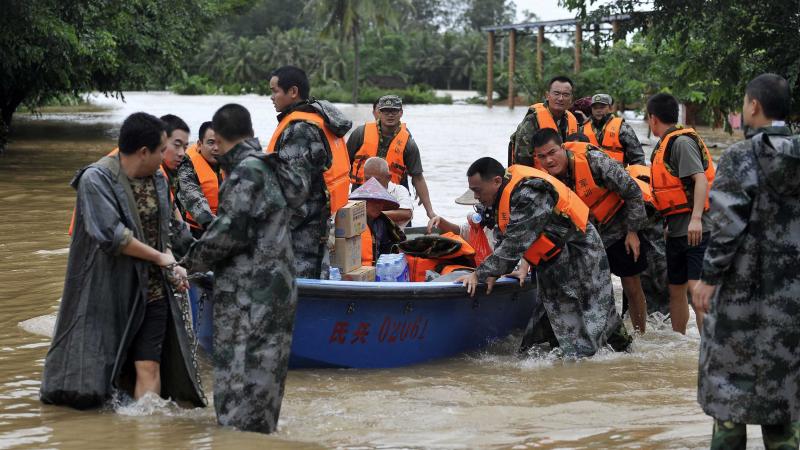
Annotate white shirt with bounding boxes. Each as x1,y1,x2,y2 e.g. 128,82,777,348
387,181,414,212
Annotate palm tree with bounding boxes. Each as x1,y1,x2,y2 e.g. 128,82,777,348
227,37,262,89
450,32,486,90
305,0,410,104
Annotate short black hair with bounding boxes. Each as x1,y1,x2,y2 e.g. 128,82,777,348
212,104,254,142
565,132,590,143
646,93,679,124
271,66,310,100
532,128,563,149
159,114,190,138
548,75,575,90
118,112,166,155
467,157,505,181
746,73,791,120
372,99,380,110
199,121,214,142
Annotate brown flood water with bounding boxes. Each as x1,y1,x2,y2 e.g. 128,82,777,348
0,95,757,449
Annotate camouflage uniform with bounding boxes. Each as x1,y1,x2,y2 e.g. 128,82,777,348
637,216,670,315
183,138,296,434
698,126,800,434
587,114,646,166
510,101,575,166
271,100,352,279
557,148,647,248
475,177,630,357
177,154,220,231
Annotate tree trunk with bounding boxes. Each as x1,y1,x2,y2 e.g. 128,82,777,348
352,25,360,105
0,95,24,155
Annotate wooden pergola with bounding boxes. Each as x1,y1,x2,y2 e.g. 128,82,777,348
483,14,633,108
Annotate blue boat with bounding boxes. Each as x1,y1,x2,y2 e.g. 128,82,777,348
191,277,537,369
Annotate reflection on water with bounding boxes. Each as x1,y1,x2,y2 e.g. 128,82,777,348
0,93,752,449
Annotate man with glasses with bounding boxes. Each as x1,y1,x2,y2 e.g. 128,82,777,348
347,95,436,220
178,121,222,238
509,76,579,167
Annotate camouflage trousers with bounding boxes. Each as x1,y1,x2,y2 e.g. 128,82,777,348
622,222,670,317
212,289,297,433
530,223,631,357
711,419,800,450
291,217,330,279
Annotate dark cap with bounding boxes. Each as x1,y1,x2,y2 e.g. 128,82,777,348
591,94,613,106
376,95,403,110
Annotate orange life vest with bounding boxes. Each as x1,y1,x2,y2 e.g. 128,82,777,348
625,164,655,206
350,122,409,185
498,165,589,266
361,227,375,267
562,141,594,154
532,103,578,137
184,144,222,230
68,149,172,235
404,232,476,282
650,127,716,217
570,151,624,224
583,117,624,163
266,110,351,213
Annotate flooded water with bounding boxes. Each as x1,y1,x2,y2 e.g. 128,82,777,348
0,93,754,449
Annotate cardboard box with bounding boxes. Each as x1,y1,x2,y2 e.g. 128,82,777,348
331,236,362,273
335,200,366,238
343,265,376,282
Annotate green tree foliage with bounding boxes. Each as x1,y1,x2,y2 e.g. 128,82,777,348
561,0,800,122
305,0,410,104
0,0,250,152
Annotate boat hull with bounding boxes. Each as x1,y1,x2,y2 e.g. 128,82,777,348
191,278,537,369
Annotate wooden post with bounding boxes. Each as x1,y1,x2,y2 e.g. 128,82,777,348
612,20,620,42
594,23,601,56
486,31,495,108
574,23,582,73
537,25,544,80
508,29,516,109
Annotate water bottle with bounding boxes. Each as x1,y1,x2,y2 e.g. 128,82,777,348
376,261,388,282
471,212,482,224
396,254,409,281
329,267,341,281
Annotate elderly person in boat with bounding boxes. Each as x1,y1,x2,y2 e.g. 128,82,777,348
350,177,406,266
455,157,631,357
362,157,413,227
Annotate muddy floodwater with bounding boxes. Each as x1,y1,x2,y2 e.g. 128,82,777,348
0,93,756,449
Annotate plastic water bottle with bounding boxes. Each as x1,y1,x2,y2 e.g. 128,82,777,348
329,267,341,281
396,254,409,281
471,212,482,224
376,261,388,282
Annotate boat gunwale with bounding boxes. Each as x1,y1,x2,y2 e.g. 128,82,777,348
297,276,534,299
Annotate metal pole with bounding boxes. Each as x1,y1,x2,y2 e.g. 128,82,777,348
487,31,495,108
508,29,516,109
574,23,582,73
537,26,544,80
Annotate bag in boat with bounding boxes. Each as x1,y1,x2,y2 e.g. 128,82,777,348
398,232,477,281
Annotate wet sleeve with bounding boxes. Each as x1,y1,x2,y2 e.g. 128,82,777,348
475,183,553,281
272,121,330,209
183,164,265,273
700,144,754,284
77,168,131,255
671,136,705,179
346,125,364,162
589,151,647,232
513,113,537,167
619,122,645,166
177,160,214,227
403,137,423,176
